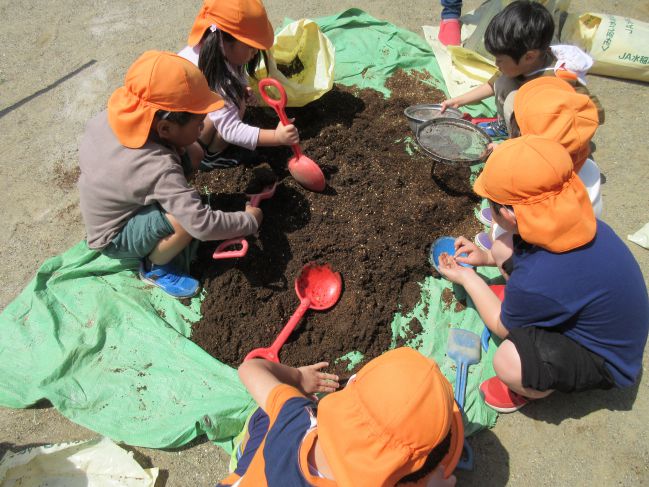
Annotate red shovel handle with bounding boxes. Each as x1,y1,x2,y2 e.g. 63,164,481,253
470,117,498,125
249,194,263,207
244,298,311,362
488,284,506,301
258,78,302,159
212,238,249,260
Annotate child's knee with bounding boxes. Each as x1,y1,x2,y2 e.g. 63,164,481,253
187,142,204,170
493,339,522,385
491,232,513,267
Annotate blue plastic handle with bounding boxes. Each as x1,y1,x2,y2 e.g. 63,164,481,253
481,325,491,353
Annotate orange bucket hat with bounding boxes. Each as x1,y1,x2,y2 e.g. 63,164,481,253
317,347,463,487
473,135,596,252
107,51,224,148
514,77,598,173
187,0,274,50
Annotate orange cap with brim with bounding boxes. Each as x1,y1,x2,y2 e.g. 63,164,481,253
514,77,598,173
473,135,596,253
107,51,224,148
317,347,463,487
187,0,274,50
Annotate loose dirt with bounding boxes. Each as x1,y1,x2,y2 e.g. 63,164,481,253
190,70,481,375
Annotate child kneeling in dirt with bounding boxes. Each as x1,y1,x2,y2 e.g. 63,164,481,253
440,0,603,138
78,51,262,298
438,136,649,413
220,348,462,486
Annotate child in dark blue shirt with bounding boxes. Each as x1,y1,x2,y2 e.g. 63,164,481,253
438,136,649,413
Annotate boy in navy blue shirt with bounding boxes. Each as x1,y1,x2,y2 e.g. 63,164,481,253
438,135,649,412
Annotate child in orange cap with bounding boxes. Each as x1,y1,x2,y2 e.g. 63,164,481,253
440,1,603,139
474,76,602,271
513,76,602,216
438,136,649,413
178,0,299,169
219,348,463,486
78,51,262,298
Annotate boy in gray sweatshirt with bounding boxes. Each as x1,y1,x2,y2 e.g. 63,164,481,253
78,50,262,298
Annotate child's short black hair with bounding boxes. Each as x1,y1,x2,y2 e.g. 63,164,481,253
484,0,554,62
397,430,452,485
155,110,194,126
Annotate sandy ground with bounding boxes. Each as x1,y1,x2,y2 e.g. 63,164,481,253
1,0,648,485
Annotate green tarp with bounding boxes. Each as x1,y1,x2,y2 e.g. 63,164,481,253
0,243,254,449
312,9,496,117
0,9,498,450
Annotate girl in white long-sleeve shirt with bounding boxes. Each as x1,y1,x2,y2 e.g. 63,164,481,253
179,0,299,169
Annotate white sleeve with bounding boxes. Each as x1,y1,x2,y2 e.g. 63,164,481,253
208,104,260,151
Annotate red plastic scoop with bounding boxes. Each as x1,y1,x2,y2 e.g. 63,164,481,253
245,263,342,362
213,183,277,260
258,78,326,193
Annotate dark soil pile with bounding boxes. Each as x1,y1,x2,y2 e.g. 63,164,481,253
190,70,481,375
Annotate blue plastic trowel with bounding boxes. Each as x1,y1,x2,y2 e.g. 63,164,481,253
447,328,482,471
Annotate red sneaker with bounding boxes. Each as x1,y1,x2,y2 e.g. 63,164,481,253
480,376,529,413
438,19,461,46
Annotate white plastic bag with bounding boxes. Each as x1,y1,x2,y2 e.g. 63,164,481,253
0,437,158,487
252,19,335,107
629,222,649,250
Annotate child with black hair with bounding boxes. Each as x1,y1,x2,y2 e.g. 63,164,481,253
440,0,603,138
220,348,462,486
178,0,299,170
78,51,262,299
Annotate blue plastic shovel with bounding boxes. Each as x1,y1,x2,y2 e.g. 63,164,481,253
447,328,481,471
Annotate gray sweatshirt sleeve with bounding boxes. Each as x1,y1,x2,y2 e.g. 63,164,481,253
150,165,259,241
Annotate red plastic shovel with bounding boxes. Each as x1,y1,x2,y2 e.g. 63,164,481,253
257,78,326,193
245,263,342,362
213,183,277,260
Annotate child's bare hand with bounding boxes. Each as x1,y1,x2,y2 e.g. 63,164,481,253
298,362,339,394
425,465,457,487
454,236,489,266
245,205,263,226
275,121,300,146
438,252,474,284
440,98,462,113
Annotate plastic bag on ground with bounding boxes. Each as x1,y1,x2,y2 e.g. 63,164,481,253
252,18,335,107
0,437,157,487
561,13,649,82
628,222,649,250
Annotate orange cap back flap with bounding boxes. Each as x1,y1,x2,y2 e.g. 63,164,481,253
473,135,596,252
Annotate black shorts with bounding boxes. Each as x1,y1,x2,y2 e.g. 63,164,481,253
507,327,615,393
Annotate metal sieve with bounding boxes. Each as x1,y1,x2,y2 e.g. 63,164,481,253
416,118,492,166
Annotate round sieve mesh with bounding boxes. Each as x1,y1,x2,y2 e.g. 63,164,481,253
417,118,491,163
